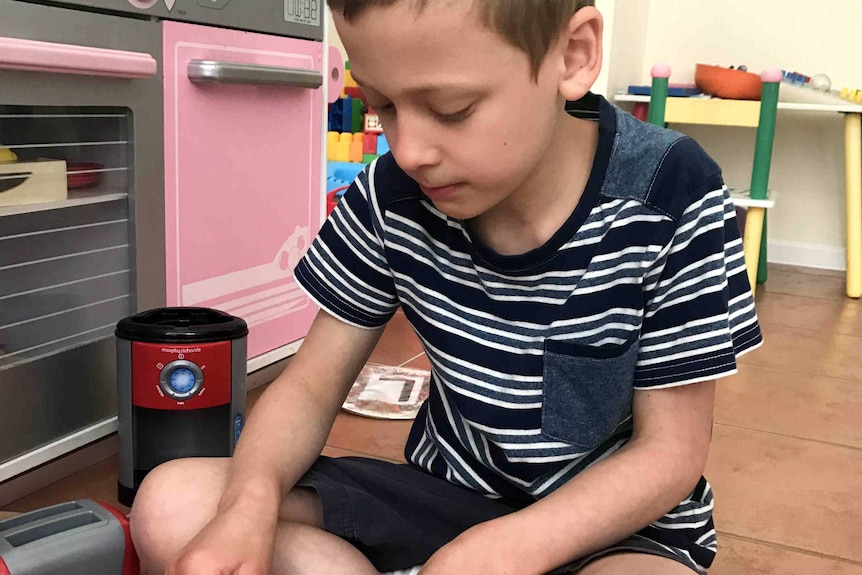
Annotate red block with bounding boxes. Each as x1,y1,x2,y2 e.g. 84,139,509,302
363,133,378,155
344,86,365,100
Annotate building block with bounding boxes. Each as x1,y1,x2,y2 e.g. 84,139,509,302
339,132,353,143
377,134,390,156
349,140,364,162
344,86,364,100
351,99,365,133
335,140,350,162
365,113,384,134
328,95,353,133
326,132,339,161
363,153,378,163
363,133,378,155
342,61,358,98
327,160,366,192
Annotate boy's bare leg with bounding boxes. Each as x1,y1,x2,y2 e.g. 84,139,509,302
130,457,378,575
578,553,695,574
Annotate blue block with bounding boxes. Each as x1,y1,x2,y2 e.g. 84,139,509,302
326,160,366,193
377,134,390,156
327,96,353,133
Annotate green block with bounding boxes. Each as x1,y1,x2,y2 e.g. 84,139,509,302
363,153,378,164
351,99,364,134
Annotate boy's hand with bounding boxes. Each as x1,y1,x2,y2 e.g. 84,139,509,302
165,505,277,575
419,521,539,575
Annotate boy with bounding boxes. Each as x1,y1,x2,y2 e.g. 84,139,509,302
130,1,762,573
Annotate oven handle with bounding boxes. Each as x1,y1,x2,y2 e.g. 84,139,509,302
187,60,323,89
0,37,157,79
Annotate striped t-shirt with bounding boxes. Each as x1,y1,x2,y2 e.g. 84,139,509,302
295,96,762,571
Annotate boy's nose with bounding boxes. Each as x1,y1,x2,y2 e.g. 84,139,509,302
389,119,441,173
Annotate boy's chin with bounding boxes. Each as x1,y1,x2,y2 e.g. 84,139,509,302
429,200,488,222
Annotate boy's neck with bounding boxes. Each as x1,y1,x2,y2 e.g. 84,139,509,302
468,111,599,257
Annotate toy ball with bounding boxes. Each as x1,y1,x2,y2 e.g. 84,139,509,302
810,73,832,92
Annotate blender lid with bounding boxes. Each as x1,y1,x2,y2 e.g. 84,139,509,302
115,307,248,343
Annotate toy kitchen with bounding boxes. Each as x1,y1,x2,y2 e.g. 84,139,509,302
0,0,343,484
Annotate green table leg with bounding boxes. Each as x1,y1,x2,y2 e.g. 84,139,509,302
648,64,671,127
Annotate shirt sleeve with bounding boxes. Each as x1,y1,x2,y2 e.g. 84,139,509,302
294,160,400,329
634,183,763,388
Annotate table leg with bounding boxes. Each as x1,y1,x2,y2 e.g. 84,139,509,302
845,113,862,298
743,206,766,297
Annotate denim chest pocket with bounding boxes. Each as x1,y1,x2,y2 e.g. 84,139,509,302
541,338,639,451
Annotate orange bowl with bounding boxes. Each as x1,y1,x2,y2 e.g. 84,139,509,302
695,63,762,100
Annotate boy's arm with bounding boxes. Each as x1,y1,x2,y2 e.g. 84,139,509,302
219,308,385,513
166,309,385,574
422,380,715,575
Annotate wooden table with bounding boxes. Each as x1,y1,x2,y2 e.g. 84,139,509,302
615,94,862,299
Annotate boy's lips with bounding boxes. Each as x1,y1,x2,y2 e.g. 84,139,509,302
419,182,463,200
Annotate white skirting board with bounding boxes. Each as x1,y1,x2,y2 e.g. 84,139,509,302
0,338,305,484
767,240,847,272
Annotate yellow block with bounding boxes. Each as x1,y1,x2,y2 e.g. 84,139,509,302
665,98,761,128
344,68,358,89
335,140,351,162
326,132,339,161
339,133,353,143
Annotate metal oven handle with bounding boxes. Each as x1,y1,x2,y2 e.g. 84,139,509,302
187,60,323,89
0,37,157,78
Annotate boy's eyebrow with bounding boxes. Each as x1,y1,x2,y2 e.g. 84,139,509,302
351,71,484,96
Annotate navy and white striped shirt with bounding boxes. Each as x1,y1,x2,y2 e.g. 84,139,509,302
296,96,762,571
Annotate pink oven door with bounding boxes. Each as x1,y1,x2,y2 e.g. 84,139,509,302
163,21,323,359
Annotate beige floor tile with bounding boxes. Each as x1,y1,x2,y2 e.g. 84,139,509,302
754,292,862,337
760,268,853,302
326,412,412,463
706,425,862,562
403,353,431,371
711,534,862,575
716,365,862,448
738,322,862,384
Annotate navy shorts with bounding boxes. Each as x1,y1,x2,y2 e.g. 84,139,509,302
297,456,702,573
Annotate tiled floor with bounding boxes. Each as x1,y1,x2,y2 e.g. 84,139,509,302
3,264,862,574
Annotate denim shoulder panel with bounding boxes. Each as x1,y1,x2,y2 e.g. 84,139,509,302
600,106,688,206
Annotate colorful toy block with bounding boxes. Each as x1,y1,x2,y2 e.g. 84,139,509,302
365,113,384,134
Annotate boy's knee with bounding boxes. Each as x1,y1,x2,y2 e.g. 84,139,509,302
129,458,226,571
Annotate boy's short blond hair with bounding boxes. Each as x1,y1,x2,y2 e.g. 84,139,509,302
328,0,596,77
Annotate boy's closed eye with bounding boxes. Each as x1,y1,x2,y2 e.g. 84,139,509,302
366,99,476,125
354,74,481,125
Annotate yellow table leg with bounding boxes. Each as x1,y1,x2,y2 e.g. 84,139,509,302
743,206,766,297
845,113,862,299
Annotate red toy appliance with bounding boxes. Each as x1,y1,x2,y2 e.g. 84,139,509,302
114,307,248,506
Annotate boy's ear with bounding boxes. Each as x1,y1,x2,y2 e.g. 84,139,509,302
556,7,603,101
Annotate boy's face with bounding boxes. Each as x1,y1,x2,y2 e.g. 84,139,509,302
334,1,577,221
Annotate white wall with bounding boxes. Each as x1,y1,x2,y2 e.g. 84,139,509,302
632,0,862,268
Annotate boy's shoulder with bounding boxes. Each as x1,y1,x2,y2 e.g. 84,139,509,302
602,105,725,222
